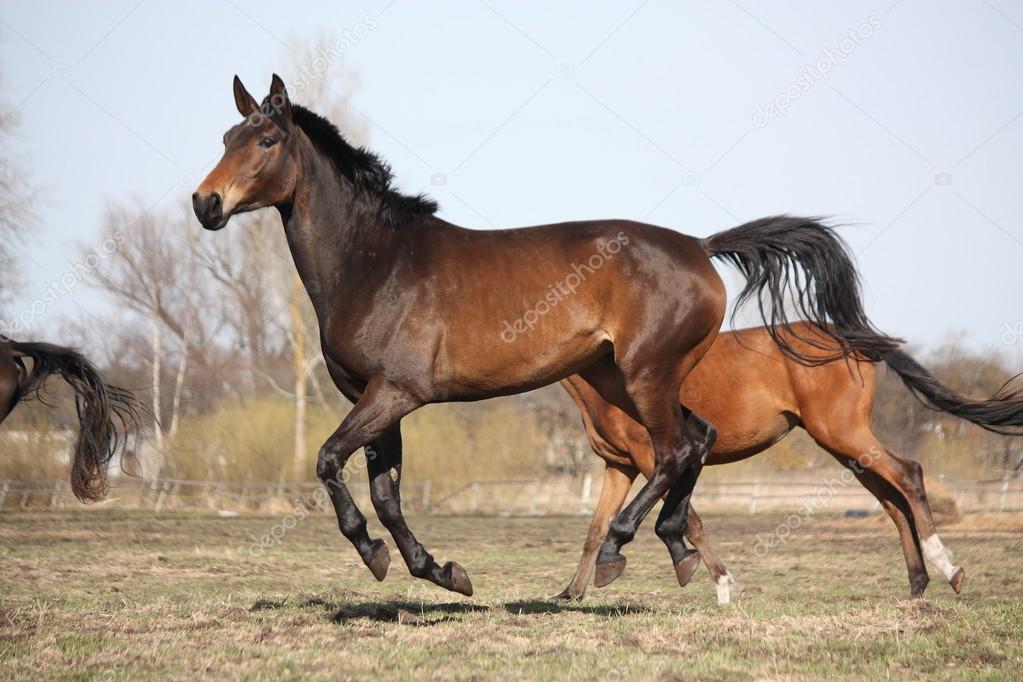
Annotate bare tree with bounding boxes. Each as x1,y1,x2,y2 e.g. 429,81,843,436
0,70,35,304
89,201,220,439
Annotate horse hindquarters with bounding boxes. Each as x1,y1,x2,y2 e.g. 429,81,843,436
0,345,20,422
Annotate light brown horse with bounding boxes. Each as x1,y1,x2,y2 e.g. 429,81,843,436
558,323,1023,603
193,75,899,595
0,339,144,501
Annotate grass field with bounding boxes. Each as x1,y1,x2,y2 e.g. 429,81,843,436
1,509,1021,680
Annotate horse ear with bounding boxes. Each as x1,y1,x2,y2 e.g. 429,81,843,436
267,73,292,125
233,75,259,117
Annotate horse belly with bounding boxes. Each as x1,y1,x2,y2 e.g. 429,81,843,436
432,328,611,401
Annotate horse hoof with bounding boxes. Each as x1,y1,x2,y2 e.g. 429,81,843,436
594,556,626,588
550,588,584,601
949,567,966,594
674,552,701,588
444,561,474,596
367,540,390,582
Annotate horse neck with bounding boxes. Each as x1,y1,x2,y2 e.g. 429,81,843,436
278,140,398,322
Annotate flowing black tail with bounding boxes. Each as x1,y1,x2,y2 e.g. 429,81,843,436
883,349,1023,435
702,215,902,365
9,341,145,502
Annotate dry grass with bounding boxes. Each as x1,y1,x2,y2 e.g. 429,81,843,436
0,510,1021,680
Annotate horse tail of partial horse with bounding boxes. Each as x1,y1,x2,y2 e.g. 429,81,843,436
701,214,902,365
9,341,145,502
882,349,1023,435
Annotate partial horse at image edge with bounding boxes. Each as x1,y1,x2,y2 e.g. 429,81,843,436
0,339,145,501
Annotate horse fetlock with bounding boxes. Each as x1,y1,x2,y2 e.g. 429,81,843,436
909,572,930,598
715,573,735,605
921,535,960,582
408,554,437,580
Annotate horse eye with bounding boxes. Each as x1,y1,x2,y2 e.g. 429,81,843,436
260,137,277,149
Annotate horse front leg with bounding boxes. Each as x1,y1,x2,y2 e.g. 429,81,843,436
367,424,473,595
553,463,637,601
316,379,420,582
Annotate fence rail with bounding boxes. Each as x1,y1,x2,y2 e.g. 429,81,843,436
2,475,1022,515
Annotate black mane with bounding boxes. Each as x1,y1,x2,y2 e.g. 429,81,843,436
290,104,438,228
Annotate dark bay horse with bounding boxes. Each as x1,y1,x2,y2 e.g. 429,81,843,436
0,339,144,501
193,75,899,595
559,323,1023,603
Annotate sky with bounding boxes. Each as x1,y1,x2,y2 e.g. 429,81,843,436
1,0,1022,355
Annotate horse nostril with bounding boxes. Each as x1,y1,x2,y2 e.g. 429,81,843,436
191,192,223,221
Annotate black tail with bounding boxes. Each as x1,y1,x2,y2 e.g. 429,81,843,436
883,349,1023,435
9,341,145,502
703,215,902,365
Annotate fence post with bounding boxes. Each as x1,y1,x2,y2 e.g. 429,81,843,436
1000,476,1010,512
49,480,62,509
580,474,592,506
420,480,431,512
154,481,170,513
529,479,541,515
748,483,759,514
0,481,8,510
469,482,479,513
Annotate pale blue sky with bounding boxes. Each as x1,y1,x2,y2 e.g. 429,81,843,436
2,0,1022,354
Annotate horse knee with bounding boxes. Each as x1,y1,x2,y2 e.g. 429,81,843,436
316,441,348,484
315,452,336,483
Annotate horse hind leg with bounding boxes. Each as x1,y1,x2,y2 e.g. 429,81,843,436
653,410,718,589
0,350,21,425
866,446,965,592
834,454,931,597
816,427,964,594
683,503,735,605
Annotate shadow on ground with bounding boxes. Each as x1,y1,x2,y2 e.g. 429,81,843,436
249,595,648,625
503,600,650,617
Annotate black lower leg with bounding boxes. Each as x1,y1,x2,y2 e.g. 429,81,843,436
655,466,698,563
367,432,473,596
318,458,389,579
656,414,714,585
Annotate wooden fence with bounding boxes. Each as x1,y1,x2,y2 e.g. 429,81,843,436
1,474,1021,515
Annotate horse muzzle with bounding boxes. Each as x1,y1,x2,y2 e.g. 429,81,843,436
192,191,228,231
